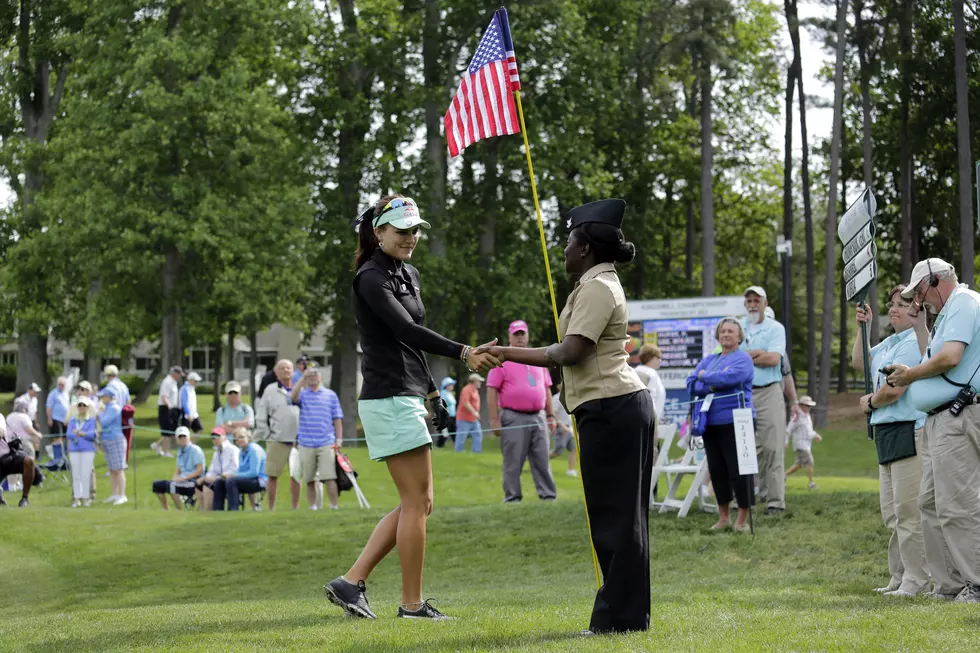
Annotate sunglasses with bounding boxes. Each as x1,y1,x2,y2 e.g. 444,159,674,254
378,197,417,215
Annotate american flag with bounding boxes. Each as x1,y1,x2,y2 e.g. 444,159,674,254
444,8,522,158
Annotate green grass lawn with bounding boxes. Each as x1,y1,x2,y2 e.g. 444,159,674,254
1,395,977,652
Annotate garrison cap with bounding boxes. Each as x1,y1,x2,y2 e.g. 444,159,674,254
564,199,626,231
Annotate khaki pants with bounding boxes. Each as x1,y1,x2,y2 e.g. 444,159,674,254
918,405,980,593
753,383,785,509
879,430,928,592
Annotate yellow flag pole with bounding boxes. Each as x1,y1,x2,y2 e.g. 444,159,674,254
514,89,602,590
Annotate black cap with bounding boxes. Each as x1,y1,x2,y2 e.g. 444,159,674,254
564,199,626,231
296,354,309,364
169,365,184,375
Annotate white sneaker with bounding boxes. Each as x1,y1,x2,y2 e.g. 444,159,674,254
566,469,578,477
104,495,119,504
163,452,174,458
874,580,901,594
112,496,128,505
71,499,81,508
883,588,919,598
329,505,339,510
150,442,161,455
82,499,92,507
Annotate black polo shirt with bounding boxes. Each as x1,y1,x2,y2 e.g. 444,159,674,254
354,249,463,401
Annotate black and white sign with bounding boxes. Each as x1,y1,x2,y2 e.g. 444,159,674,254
839,188,878,303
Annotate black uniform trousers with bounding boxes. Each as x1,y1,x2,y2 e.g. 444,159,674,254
575,390,654,633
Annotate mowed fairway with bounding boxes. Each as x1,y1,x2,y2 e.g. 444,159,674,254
1,394,977,652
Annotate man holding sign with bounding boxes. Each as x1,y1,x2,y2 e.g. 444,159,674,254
740,286,795,515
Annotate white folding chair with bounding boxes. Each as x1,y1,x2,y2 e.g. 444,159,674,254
654,436,718,517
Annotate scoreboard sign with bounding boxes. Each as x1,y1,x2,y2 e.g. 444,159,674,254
626,295,746,425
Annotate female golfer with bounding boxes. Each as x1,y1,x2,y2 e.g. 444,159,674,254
479,198,653,634
323,194,500,621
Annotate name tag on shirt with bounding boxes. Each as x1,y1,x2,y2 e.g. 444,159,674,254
700,393,714,413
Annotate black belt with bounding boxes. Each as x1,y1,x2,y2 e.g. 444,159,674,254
928,396,980,417
753,382,779,389
501,407,543,415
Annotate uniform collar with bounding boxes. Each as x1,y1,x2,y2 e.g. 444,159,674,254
579,262,616,283
371,247,406,277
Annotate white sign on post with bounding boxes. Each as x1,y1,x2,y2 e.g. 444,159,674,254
732,408,758,476
839,188,878,302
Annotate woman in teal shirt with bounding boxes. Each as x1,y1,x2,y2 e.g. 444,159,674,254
852,284,928,597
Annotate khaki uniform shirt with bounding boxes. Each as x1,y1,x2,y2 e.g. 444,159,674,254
559,263,646,412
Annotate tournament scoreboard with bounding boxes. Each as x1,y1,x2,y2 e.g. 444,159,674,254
626,296,747,424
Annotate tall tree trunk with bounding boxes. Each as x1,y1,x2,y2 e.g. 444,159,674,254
249,329,258,403
475,144,500,341
796,42,816,395
854,0,879,345
783,0,800,356
699,53,715,297
838,155,849,393
212,340,222,412
817,0,848,427
423,0,449,386
226,319,236,386
953,0,974,287
685,73,698,285
898,0,913,283
160,245,182,370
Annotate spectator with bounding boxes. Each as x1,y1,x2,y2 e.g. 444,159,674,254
765,306,803,419
180,372,204,436
885,258,980,603
785,396,823,490
15,383,41,430
46,376,70,447
487,319,558,503
212,428,268,511
97,386,128,505
6,397,42,459
687,317,756,532
254,359,301,511
454,373,484,453
196,426,240,512
103,364,131,407
634,344,666,422
852,291,929,598
66,396,98,507
292,354,310,387
291,366,343,511
216,381,256,432
153,366,183,458
740,286,795,515
549,382,577,477
70,381,99,500
152,426,205,511
0,414,36,507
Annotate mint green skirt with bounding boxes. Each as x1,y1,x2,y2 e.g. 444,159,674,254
359,396,432,461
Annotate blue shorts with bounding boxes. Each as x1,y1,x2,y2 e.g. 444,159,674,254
358,396,432,461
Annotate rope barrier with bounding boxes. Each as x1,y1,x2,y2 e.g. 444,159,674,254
23,391,747,442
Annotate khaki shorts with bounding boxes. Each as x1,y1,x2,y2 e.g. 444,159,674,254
795,449,814,467
298,445,337,484
265,441,293,478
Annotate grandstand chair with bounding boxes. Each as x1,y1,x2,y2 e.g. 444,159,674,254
40,441,72,487
238,489,266,511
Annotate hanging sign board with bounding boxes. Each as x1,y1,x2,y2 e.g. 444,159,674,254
839,188,878,303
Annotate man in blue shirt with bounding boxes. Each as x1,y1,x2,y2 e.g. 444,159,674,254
291,366,344,510
885,258,980,604
152,426,205,511
46,376,70,447
211,428,267,511
740,286,795,515
215,381,255,432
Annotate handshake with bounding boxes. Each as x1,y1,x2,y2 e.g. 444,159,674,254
465,338,506,374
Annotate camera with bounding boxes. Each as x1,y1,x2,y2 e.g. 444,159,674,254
949,387,976,417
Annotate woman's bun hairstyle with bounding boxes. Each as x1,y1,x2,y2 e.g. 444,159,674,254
579,223,636,265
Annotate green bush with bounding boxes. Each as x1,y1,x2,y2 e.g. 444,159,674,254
0,364,16,393
118,374,146,395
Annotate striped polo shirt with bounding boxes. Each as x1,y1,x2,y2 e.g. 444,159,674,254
296,386,344,448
